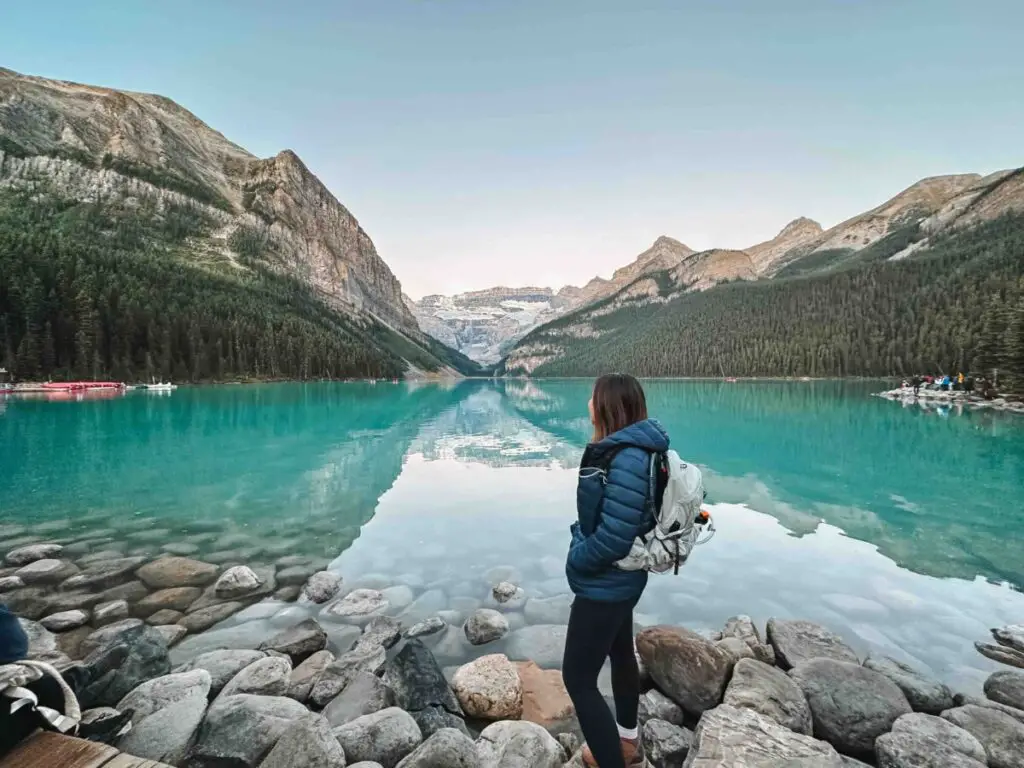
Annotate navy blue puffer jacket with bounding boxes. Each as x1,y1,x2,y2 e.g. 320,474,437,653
566,419,669,602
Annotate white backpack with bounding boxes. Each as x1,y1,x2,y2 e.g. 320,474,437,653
614,449,716,574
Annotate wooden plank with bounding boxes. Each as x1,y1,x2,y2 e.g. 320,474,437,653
0,732,118,768
101,755,170,768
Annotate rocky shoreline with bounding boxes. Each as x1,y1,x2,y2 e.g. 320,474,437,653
3,532,1024,767
875,387,1024,415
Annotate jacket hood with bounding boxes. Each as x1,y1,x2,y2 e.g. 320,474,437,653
599,418,669,452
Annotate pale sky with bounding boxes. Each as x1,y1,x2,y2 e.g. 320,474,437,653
2,1,1022,298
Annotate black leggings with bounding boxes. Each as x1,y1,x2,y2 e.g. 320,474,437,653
562,596,640,768
0,675,65,757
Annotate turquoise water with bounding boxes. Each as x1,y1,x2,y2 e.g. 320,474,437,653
2,380,1023,691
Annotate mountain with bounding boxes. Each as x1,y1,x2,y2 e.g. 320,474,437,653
0,67,477,380
411,236,694,363
502,167,1024,379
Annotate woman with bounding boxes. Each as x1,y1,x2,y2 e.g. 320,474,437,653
563,373,668,768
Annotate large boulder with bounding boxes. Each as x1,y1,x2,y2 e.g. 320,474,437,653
322,670,395,727
993,625,1024,653
721,615,775,665
516,661,574,726
395,727,480,768
766,619,859,670
504,625,569,669
78,622,171,708
219,656,292,698
643,718,692,768
864,654,954,714
723,657,812,735
682,704,844,767
310,642,387,708
639,688,684,727
259,618,328,663
116,669,211,765
464,609,510,646
301,571,343,604
789,658,912,759
260,714,346,768
985,670,1024,711
173,649,266,698
287,649,335,703
942,704,1024,768
475,720,563,768
452,654,523,720
383,639,462,716
333,707,424,768
875,712,987,768
185,693,309,768
636,626,736,716
137,557,219,589
134,587,204,618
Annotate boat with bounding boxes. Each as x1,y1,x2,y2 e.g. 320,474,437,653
146,382,177,392
41,381,125,392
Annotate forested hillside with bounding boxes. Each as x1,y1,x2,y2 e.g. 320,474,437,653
502,215,1024,388
0,186,477,382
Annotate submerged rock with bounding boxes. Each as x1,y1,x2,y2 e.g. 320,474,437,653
636,625,736,716
5,543,63,566
452,654,523,721
333,707,424,768
62,557,147,592
93,600,130,627
766,618,859,670
178,601,244,632
322,588,389,626
16,558,79,585
523,594,572,625
790,658,911,758
464,609,510,646
723,657,812,735
137,557,219,589
302,571,343,604
405,617,446,639
863,654,954,714
213,566,265,599
684,704,844,767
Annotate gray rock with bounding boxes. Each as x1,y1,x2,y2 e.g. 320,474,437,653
93,600,130,627
334,707,424,768
6,543,63,566
790,658,912,759
219,655,292,698
349,764,385,768
0,576,24,590
259,618,328,663
683,704,844,767
213,566,264,598
766,618,859,670
185,693,309,768
311,642,387,707
643,718,692,768
557,733,580,762
78,622,171,708
954,693,1024,725
154,624,188,647
384,639,462,716
322,588,389,626
18,617,62,663
721,615,775,665
504,624,568,669
325,622,363,654
487,582,526,611
994,625,1024,653
406,617,446,639
395,727,479,768
173,649,267,698
864,654,954,714
323,670,395,726
137,557,219,590
99,579,150,604
178,601,244,632
464,609,510,646
16,558,79,585
41,609,90,631
875,712,987,767
976,641,1024,669
359,615,403,650
1,587,50,620
431,624,470,663
116,669,211,765
411,706,471,739
287,649,335,702
277,564,318,587
723,657,812,735
639,688,685,726
45,590,105,614
302,571,343,604
62,557,148,592
475,720,563,768
986,670,1024,711
260,713,346,768
523,595,572,625
147,609,184,626
636,626,736,716
942,705,1024,768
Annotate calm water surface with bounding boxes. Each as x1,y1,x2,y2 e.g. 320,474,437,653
2,380,1023,691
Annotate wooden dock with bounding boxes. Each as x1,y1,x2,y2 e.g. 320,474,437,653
0,732,171,768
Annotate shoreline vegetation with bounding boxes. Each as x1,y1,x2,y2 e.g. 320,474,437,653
3,527,1024,766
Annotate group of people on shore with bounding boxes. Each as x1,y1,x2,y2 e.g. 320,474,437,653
902,373,999,399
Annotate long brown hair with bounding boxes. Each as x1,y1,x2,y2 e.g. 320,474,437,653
591,373,648,441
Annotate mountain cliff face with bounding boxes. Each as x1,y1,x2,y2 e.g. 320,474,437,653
0,67,469,378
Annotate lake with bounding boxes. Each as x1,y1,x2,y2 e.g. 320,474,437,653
1,379,1023,692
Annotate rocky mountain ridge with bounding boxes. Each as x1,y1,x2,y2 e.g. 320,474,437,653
0,67,471,376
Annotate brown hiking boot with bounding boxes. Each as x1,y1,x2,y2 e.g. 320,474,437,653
581,737,647,767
